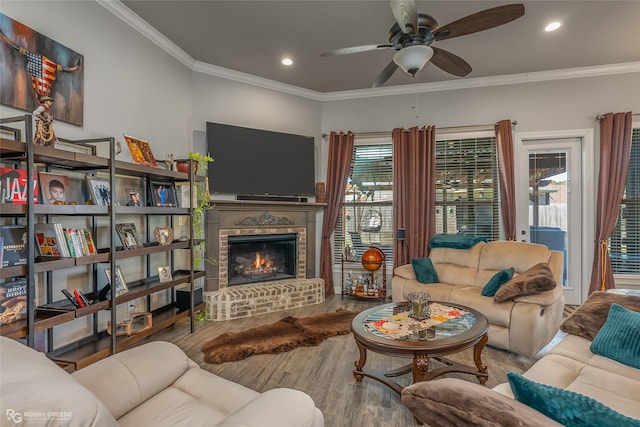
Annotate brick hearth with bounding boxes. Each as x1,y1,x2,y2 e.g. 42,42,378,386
204,278,325,321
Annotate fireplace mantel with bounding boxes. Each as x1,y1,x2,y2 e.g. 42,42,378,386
205,200,324,291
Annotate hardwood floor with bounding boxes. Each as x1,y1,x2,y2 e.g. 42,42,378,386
151,295,559,427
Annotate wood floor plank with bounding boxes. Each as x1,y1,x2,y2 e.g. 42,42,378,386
150,295,557,426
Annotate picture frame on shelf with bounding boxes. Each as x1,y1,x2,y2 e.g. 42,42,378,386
124,187,143,207
38,172,71,205
124,134,158,167
158,266,172,283
115,223,142,250
149,180,178,207
153,226,173,245
105,266,129,297
85,176,111,206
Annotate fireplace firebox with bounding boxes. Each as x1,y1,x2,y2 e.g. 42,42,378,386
228,233,297,286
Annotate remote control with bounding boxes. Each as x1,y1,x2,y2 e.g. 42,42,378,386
61,289,81,308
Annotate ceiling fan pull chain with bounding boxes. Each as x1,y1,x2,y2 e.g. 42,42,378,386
413,74,420,121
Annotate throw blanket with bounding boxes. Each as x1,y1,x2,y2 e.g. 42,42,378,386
429,234,487,249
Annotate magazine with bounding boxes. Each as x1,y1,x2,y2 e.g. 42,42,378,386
0,168,39,204
1,225,27,267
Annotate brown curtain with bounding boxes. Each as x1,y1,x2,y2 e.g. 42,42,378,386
495,120,516,240
589,112,633,294
320,131,354,295
392,126,436,269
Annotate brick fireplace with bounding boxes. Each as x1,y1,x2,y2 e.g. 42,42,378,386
204,201,325,320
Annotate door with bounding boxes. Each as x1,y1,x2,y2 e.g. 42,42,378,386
515,136,583,305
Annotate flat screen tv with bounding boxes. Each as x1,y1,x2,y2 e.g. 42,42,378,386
206,122,315,197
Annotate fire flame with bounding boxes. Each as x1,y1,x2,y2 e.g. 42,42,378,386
254,252,272,271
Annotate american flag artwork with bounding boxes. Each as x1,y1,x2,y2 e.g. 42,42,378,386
23,50,59,98
0,13,83,126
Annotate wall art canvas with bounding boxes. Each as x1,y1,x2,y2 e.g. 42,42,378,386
0,13,84,126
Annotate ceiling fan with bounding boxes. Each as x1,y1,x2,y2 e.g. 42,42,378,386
321,0,525,87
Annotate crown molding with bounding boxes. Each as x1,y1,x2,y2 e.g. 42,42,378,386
103,2,639,102
192,62,323,101
322,62,640,101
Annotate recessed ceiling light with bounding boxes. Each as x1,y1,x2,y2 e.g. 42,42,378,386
545,22,561,32
281,57,293,66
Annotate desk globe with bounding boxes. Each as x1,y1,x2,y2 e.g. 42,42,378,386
361,247,385,271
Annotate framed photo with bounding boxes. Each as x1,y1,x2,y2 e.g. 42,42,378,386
39,172,71,205
85,176,111,206
115,223,142,250
153,226,173,245
150,181,178,207
124,134,158,167
105,266,129,297
158,266,173,283
124,188,143,207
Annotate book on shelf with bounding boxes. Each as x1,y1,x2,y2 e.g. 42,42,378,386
175,182,197,208
34,223,66,257
63,228,96,258
0,168,39,204
0,278,27,325
82,229,97,255
34,224,97,258
1,225,27,267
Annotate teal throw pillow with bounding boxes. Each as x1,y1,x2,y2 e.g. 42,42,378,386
507,372,640,427
411,258,439,284
590,303,640,369
481,267,515,297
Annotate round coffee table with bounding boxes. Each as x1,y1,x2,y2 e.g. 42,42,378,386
351,301,489,395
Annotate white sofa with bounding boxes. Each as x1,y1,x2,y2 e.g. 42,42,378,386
0,337,324,427
401,292,640,426
392,240,565,357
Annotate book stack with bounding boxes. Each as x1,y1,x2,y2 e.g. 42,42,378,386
34,224,97,258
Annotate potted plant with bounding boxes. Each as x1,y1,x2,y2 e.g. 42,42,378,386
186,152,215,268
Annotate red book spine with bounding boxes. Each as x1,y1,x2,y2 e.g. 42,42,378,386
73,290,85,308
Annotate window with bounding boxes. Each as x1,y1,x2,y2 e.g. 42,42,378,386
610,127,640,275
334,137,394,264
434,133,501,240
333,132,503,265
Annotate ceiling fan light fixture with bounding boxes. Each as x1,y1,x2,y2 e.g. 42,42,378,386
393,45,434,76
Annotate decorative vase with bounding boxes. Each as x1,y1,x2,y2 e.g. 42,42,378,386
175,161,198,175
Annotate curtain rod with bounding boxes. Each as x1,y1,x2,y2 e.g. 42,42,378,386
321,120,517,139
596,113,639,120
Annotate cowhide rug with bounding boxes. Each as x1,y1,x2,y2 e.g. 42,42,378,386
201,309,359,364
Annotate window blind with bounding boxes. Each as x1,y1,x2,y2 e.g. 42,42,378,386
334,141,394,265
434,135,501,241
610,127,640,275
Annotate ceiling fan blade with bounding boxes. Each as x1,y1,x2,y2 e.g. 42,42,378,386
389,0,419,34
372,60,399,88
321,44,393,57
430,47,472,77
433,4,525,41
